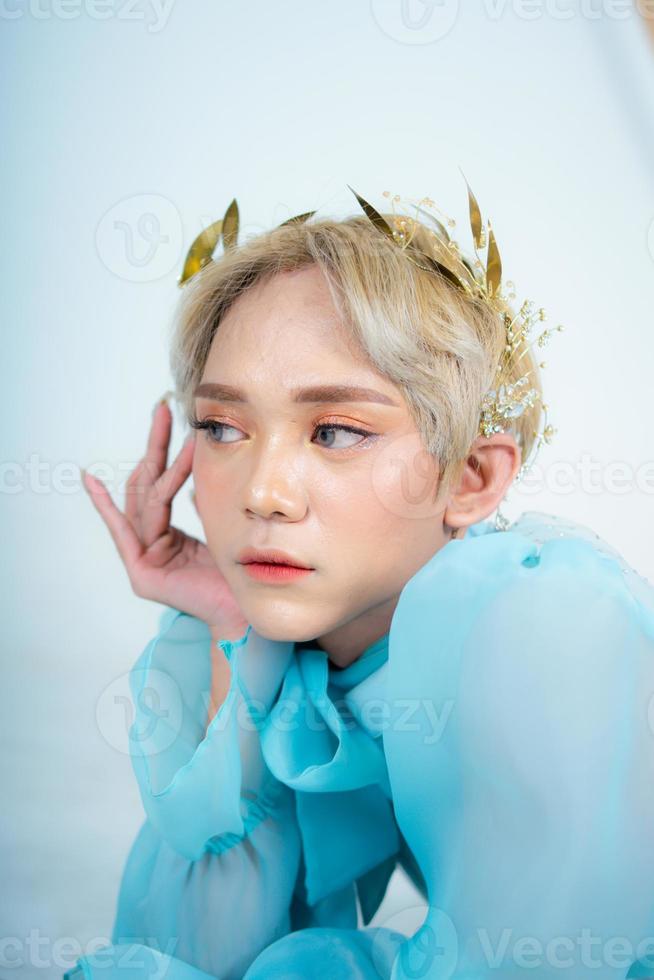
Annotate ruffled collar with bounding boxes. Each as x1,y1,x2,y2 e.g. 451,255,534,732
296,630,390,689
258,626,399,907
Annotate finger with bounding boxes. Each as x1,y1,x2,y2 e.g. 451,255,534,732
147,433,196,512
124,458,146,527
82,469,144,570
125,399,174,526
139,435,196,544
130,399,174,500
145,397,173,476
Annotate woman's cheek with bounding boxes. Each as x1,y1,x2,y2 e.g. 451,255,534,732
367,433,442,523
192,454,228,521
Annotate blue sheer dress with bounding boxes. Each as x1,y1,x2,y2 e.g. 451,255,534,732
64,511,654,979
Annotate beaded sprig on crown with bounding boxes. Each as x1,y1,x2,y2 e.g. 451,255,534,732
177,179,564,522
343,180,563,487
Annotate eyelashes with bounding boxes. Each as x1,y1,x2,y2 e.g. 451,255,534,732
188,414,375,451
188,417,242,444
311,422,374,450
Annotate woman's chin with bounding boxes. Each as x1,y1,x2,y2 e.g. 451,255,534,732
245,609,331,646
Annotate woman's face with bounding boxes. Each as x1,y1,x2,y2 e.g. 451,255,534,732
191,264,450,665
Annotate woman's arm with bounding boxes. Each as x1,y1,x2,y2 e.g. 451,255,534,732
66,608,300,980
125,607,294,858
110,781,302,980
385,530,654,979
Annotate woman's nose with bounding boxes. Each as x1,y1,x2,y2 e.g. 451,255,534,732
243,448,307,521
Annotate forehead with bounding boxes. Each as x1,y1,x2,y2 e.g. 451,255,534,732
198,268,404,406
205,266,359,366
226,265,337,322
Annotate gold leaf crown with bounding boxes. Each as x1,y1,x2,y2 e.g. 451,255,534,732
177,178,563,508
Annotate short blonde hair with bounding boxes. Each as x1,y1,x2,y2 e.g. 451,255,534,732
169,213,542,496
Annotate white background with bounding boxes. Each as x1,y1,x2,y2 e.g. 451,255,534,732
2,2,653,978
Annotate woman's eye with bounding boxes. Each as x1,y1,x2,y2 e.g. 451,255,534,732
312,424,370,450
192,418,371,450
202,421,244,444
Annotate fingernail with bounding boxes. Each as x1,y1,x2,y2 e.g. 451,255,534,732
153,390,173,416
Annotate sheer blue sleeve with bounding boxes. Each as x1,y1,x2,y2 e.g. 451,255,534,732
69,608,303,980
383,522,654,979
123,608,294,858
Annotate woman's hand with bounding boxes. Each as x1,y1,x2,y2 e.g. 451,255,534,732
81,397,249,641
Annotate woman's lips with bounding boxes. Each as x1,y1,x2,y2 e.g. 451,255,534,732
241,562,315,583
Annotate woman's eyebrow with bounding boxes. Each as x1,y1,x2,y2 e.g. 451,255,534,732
193,382,399,406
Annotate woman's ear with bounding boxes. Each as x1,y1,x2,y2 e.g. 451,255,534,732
443,432,522,532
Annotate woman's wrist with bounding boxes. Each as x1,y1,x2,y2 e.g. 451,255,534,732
205,624,245,732
208,619,250,644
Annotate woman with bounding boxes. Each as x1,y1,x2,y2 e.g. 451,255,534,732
75,190,654,979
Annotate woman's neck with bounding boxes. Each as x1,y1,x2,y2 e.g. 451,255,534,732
302,596,398,669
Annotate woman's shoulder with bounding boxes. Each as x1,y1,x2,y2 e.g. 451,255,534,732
407,509,653,616
390,509,654,677
507,509,652,620
385,508,654,796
